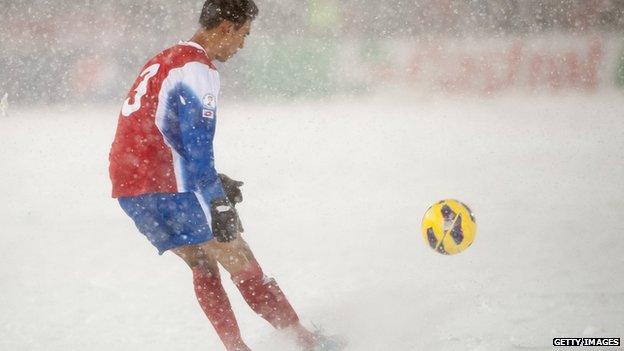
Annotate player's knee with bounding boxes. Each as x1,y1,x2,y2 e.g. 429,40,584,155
183,256,202,268
188,252,217,268
226,245,254,265
174,245,214,268
226,237,253,256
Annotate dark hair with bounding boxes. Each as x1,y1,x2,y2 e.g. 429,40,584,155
199,0,259,29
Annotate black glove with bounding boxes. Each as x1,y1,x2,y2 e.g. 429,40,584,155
210,197,243,242
218,173,244,205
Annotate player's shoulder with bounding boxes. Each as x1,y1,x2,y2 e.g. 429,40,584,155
150,41,216,73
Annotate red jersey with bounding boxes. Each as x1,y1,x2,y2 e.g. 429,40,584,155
109,41,225,203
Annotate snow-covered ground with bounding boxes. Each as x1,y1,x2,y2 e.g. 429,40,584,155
1,93,623,350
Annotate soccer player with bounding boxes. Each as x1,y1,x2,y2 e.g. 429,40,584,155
108,1,342,350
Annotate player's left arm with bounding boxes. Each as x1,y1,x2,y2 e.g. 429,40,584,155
155,63,224,199
175,86,224,203
158,62,240,242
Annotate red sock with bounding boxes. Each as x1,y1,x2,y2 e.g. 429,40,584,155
193,266,250,351
231,261,300,329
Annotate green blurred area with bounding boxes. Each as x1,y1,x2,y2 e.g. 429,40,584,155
245,39,337,97
239,0,343,97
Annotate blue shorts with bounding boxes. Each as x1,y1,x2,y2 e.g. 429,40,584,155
119,193,213,255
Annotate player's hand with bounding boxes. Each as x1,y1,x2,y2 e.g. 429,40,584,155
210,197,243,242
218,173,244,205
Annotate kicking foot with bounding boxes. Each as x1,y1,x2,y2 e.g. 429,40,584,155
308,332,347,351
289,324,346,351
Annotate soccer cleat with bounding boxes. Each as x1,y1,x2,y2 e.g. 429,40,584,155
311,334,347,351
305,326,347,351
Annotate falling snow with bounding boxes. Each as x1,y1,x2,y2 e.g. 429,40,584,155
1,1,623,350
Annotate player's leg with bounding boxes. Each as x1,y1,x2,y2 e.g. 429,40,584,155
119,193,254,350
138,192,251,351
172,244,251,351
208,176,342,350
202,237,318,349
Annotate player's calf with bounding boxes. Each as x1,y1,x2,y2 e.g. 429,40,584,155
193,265,250,351
230,259,300,329
173,245,251,351
206,238,321,349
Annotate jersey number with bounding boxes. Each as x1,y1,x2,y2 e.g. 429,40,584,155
121,63,160,117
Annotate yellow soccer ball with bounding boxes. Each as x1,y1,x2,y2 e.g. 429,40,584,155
421,199,477,255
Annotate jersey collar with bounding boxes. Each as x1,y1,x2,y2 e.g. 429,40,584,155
180,40,206,53
179,41,216,69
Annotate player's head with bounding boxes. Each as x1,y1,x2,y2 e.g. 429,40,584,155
198,0,258,62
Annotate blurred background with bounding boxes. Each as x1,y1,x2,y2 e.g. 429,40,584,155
1,0,624,105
